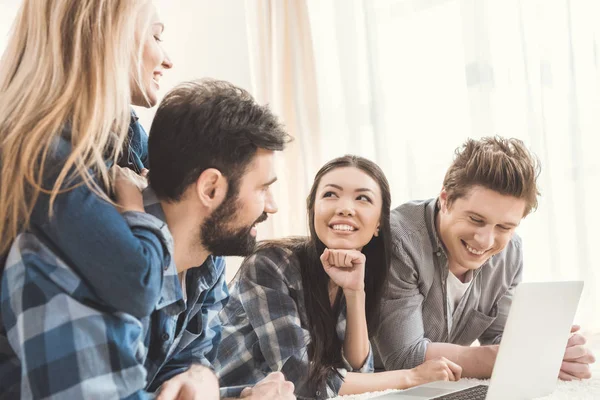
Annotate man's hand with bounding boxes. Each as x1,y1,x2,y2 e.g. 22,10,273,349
239,372,295,399
559,325,595,380
156,365,219,400
407,357,463,387
112,165,148,213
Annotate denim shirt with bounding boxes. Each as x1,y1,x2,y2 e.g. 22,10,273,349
23,111,171,318
0,189,229,399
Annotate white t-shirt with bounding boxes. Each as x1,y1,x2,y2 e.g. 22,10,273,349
447,269,473,316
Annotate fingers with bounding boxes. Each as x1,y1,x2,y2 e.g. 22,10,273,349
157,379,182,400
559,369,578,381
323,249,363,268
320,249,331,269
240,386,252,398
444,358,463,380
564,345,593,362
262,371,286,383
570,325,581,333
560,360,592,380
141,168,149,178
567,333,587,348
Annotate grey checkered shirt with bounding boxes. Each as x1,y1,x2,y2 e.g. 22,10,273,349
372,198,523,370
216,245,373,399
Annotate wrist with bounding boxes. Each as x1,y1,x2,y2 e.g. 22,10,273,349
403,368,421,389
343,287,366,298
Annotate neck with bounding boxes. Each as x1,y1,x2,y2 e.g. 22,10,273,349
160,200,210,273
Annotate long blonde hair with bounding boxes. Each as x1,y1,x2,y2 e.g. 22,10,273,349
0,0,153,254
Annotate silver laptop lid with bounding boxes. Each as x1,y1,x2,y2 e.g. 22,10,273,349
487,281,583,400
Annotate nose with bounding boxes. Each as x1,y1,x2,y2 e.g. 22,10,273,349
162,51,173,69
473,225,494,249
336,199,355,217
264,189,278,214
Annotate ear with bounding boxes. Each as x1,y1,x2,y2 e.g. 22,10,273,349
439,187,449,213
374,223,380,237
194,168,228,210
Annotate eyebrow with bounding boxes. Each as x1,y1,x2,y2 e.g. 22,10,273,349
262,177,278,187
468,211,518,227
323,184,375,194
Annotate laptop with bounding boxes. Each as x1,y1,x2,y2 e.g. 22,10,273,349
372,281,584,400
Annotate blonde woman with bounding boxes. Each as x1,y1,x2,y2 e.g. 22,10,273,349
0,0,172,319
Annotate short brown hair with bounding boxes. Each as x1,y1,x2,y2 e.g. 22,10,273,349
443,136,541,216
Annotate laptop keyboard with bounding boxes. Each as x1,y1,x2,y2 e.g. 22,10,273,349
432,384,489,399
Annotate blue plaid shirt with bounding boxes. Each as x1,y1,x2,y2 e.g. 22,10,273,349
0,189,228,399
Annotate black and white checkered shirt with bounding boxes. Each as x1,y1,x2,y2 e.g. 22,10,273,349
216,245,373,399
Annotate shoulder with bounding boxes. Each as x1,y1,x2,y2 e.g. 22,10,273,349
233,243,306,292
241,245,300,279
390,199,432,235
390,199,436,258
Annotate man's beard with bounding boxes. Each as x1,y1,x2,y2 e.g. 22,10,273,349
200,194,268,257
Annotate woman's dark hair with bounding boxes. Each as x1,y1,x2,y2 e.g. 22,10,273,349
260,155,392,390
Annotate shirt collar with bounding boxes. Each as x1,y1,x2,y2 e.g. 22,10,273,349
142,187,225,312
425,198,444,253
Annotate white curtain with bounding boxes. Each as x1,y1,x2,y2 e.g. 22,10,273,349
306,0,600,331
244,0,322,241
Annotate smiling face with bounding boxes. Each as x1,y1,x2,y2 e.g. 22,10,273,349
313,167,382,251
437,185,526,277
130,5,173,107
200,149,278,256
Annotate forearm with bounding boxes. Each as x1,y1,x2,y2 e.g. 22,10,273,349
339,370,415,395
425,343,498,378
343,289,370,369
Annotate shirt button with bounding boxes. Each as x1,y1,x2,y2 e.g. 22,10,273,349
436,251,442,256
161,333,170,341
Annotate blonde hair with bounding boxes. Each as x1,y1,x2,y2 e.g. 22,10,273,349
0,0,154,254
443,136,541,217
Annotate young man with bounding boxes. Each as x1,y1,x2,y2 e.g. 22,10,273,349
0,79,295,399
373,136,595,380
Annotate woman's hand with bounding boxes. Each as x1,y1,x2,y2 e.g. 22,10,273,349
112,165,147,213
407,357,463,387
320,248,366,292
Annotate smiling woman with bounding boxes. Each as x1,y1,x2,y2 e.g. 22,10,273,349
216,155,464,399
0,1,177,397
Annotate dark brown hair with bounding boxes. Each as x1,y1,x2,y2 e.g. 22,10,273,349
259,155,392,391
148,78,292,201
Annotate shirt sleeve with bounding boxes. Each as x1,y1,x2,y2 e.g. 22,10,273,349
478,242,524,345
236,252,344,399
29,136,172,319
341,342,374,373
147,258,229,392
372,239,431,370
1,234,151,399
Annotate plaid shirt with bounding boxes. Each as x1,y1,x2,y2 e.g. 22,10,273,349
216,245,373,400
0,189,228,399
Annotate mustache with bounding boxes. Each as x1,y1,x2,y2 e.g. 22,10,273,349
254,212,268,225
